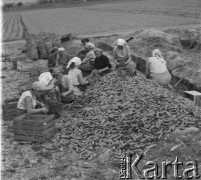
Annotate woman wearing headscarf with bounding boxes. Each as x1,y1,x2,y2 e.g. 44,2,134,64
17,81,49,116
67,57,89,91
93,48,112,76
113,38,137,75
38,72,62,117
146,49,171,86
79,42,96,76
52,67,82,103
48,46,59,68
56,47,70,67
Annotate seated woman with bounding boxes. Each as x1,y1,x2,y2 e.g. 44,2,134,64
53,67,82,103
79,42,96,76
48,46,59,68
56,47,70,68
146,49,171,86
113,38,136,75
38,72,62,116
17,81,49,116
67,57,89,91
92,48,112,76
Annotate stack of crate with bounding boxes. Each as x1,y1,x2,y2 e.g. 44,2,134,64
13,114,55,143
29,69,39,83
2,98,19,121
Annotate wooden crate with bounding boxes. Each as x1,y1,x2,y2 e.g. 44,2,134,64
17,59,34,72
33,59,48,70
29,69,39,82
60,34,72,43
13,114,55,143
3,98,19,121
184,91,201,107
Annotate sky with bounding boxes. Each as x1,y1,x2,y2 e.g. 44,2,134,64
3,0,37,4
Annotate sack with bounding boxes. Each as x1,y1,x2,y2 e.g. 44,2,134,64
37,42,48,59
27,41,39,60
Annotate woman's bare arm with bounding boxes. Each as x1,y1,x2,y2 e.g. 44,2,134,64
78,72,89,85
25,97,47,114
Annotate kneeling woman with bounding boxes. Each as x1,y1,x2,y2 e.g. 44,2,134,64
113,38,136,75
17,81,49,116
146,49,171,86
53,67,82,103
79,42,96,76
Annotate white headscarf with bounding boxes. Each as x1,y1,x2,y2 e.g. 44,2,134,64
152,49,166,64
38,72,53,86
58,47,65,52
66,57,82,68
85,42,95,50
117,38,126,46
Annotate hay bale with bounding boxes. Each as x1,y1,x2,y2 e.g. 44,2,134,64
128,29,182,58
37,42,48,59
139,29,180,45
26,37,39,60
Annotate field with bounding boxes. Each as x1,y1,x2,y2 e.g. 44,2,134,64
3,12,25,42
3,0,201,41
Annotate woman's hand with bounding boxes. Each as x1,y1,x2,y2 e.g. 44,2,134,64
61,92,67,97
41,107,48,114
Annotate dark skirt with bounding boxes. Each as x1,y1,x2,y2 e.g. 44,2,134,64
54,80,76,104
79,63,95,77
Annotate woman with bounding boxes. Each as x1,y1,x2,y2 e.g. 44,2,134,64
113,38,136,75
48,46,59,68
53,67,82,103
39,72,62,116
17,81,49,116
79,42,96,76
67,57,89,91
56,47,70,67
93,48,112,76
146,49,171,86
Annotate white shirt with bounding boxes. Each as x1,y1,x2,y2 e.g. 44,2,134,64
17,91,37,110
148,57,167,74
68,68,81,86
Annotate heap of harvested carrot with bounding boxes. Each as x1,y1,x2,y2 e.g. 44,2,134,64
57,69,201,160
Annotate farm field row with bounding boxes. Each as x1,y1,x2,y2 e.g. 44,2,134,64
3,12,24,42
82,0,201,19
20,8,199,36
3,0,200,41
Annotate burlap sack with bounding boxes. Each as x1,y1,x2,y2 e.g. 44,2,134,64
44,42,53,55
26,37,39,60
37,42,48,59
